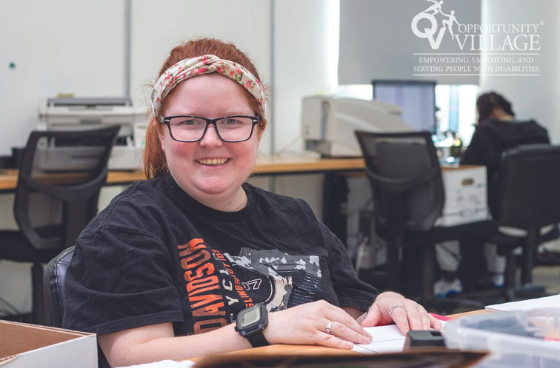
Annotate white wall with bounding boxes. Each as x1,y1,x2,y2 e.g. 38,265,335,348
0,0,340,316
480,0,560,143
0,0,125,155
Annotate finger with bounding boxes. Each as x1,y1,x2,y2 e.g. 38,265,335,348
390,307,411,335
414,305,431,330
361,305,381,327
324,308,371,339
327,321,372,345
317,332,354,350
418,311,432,330
429,314,442,330
405,307,423,331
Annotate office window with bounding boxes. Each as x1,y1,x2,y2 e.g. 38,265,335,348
337,84,479,144
435,85,478,145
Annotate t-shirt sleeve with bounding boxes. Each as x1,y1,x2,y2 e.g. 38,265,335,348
320,223,378,312
62,226,184,335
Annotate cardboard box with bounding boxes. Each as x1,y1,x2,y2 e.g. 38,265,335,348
0,320,97,368
439,165,488,227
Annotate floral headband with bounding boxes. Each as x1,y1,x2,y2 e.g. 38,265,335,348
151,54,266,116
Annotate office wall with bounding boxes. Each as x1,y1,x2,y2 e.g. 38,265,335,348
480,0,560,143
0,0,337,316
0,0,126,155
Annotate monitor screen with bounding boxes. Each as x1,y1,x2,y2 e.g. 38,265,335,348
372,80,437,132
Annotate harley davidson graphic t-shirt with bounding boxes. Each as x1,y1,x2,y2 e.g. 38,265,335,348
64,174,378,339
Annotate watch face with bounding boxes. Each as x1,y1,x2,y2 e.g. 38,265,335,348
241,307,261,326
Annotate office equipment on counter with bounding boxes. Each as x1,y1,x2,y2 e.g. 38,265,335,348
301,96,411,157
38,97,148,170
372,80,437,133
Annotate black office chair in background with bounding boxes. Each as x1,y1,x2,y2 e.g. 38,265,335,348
488,144,560,301
43,246,74,327
355,131,495,311
0,126,119,324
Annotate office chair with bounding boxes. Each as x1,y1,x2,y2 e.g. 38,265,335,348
488,144,560,301
43,246,74,327
355,131,495,310
0,126,119,324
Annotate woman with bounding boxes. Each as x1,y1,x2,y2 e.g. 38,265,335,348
462,91,550,288
462,91,550,194
435,92,550,294
63,38,440,368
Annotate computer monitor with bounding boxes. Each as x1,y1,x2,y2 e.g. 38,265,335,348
372,80,437,133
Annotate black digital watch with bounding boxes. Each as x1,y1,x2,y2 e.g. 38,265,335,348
234,303,269,347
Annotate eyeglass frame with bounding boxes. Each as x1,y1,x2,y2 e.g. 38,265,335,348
160,115,261,143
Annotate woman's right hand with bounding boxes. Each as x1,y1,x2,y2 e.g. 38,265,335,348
263,300,372,349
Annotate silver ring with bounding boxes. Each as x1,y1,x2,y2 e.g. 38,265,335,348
325,321,333,335
389,305,405,318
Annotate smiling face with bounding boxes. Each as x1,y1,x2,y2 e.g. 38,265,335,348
159,74,263,211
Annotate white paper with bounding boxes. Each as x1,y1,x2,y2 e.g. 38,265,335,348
352,325,406,354
485,294,560,312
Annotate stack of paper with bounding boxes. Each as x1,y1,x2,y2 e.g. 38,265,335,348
485,294,560,312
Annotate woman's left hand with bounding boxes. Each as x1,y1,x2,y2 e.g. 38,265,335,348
360,292,442,335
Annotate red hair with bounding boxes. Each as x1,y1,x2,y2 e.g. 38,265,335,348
143,38,268,178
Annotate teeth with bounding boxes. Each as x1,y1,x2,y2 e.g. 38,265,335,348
197,158,228,165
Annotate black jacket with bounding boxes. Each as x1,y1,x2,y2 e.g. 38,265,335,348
461,119,550,211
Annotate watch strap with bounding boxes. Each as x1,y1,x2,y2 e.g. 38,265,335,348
246,330,269,347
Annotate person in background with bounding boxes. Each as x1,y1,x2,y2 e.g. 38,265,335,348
435,91,550,296
63,38,440,368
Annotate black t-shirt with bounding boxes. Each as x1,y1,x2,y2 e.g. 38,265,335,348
63,175,378,351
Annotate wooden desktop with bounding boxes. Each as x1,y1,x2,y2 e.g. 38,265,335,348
190,310,488,364
0,156,366,192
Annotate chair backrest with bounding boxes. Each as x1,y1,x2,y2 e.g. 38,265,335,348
14,126,120,251
494,144,560,229
44,246,74,327
355,131,444,236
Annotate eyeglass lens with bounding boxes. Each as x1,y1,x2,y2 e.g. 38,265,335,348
167,116,255,142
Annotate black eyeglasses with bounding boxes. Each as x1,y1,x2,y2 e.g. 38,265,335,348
160,115,260,143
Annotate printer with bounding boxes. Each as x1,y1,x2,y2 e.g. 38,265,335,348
38,97,148,170
301,96,412,156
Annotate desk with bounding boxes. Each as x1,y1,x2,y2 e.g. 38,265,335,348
0,156,365,241
0,159,482,244
0,156,365,192
191,310,488,365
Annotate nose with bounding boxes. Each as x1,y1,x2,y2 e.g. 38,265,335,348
199,124,223,147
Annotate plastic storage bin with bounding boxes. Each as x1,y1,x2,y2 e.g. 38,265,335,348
444,309,560,368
